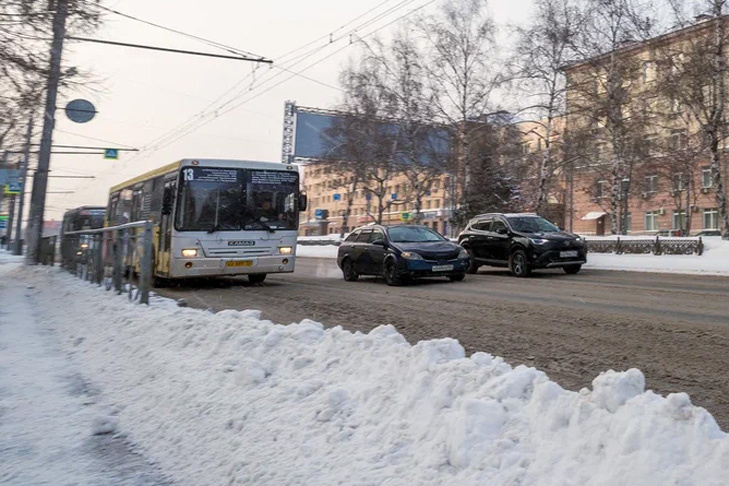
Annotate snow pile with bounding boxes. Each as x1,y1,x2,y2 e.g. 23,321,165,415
13,266,729,486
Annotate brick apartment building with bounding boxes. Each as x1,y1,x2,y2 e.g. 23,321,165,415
565,15,729,236
299,166,452,236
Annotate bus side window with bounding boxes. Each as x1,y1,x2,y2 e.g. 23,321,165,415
150,176,164,221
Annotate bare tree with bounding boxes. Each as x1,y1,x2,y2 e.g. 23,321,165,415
654,0,729,238
360,32,449,224
512,0,581,216
417,0,503,234
567,0,658,234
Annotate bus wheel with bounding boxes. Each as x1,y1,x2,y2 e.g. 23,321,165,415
248,274,266,284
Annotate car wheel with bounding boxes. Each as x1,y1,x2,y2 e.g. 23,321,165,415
563,264,582,275
465,248,479,274
449,273,466,282
342,258,359,282
509,250,531,278
248,273,267,284
383,259,403,286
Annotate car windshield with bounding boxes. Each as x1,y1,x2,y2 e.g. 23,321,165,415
175,167,299,231
388,226,446,243
506,216,560,234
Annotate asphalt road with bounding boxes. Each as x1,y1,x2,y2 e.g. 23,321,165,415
157,258,729,430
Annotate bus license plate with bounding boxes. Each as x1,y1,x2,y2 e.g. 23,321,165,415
432,264,454,272
226,260,253,267
560,251,578,258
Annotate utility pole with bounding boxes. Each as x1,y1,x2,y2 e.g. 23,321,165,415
26,0,68,264
0,151,6,246
14,115,34,255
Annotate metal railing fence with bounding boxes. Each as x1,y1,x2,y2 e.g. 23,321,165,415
57,221,155,304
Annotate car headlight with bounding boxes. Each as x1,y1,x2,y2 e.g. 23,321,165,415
574,238,585,247
458,249,469,259
529,238,549,245
80,243,89,249
401,251,423,260
181,248,198,258
279,246,293,255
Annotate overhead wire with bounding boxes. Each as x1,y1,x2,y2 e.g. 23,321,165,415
60,0,433,199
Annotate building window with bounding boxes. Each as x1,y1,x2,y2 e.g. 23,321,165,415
434,199,440,208
673,173,687,192
704,208,719,229
645,211,659,231
669,130,687,151
622,212,632,232
432,180,440,191
426,200,431,209
642,61,655,83
595,180,607,200
673,211,687,230
644,175,659,193
432,221,439,233
702,167,713,188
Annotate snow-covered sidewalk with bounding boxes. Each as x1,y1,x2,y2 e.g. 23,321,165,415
2,255,728,485
0,253,171,486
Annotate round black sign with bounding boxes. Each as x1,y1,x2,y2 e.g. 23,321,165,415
65,99,96,123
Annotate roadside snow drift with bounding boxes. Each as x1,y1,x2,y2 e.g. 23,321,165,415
13,265,729,486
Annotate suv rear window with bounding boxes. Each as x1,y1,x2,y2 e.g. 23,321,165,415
472,220,491,231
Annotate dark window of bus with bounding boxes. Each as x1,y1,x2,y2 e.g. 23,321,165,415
244,170,299,231
175,167,244,231
115,189,133,224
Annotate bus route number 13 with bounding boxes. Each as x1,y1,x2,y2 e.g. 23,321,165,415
183,168,195,181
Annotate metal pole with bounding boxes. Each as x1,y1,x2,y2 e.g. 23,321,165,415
0,151,7,246
113,229,123,293
139,222,153,304
26,0,69,265
6,194,16,248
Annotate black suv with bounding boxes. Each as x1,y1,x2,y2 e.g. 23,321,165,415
457,213,586,277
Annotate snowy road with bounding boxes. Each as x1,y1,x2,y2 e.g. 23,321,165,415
0,257,173,486
157,257,729,429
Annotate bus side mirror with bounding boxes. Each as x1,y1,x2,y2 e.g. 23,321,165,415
298,194,308,212
162,188,174,215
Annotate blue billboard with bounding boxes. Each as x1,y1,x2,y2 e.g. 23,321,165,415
291,106,451,165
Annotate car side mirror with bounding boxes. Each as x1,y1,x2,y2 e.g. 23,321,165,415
161,187,174,215
371,238,386,247
495,226,507,235
298,194,308,212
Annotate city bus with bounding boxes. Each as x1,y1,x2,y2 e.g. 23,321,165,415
106,158,306,284
59,205,106,268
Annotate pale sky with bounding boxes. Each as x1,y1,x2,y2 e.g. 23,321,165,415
44,0,533,219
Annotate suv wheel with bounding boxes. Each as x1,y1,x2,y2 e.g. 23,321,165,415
563,264,582,275
342,259,359,281
383,259,403,286
509,249,531,278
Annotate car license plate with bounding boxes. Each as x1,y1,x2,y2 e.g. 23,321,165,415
560,250,578,258
432,264,454,272
225,260,253,267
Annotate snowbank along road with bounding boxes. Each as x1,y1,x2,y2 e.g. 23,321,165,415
158,257,729,430
3,260,728,486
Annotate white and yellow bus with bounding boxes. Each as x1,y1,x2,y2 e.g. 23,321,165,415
107,158,306,284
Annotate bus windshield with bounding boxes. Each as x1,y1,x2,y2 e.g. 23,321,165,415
175,167,299,232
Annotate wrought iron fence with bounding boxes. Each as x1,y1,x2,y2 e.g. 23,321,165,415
57,221,156,304
585,237,703,256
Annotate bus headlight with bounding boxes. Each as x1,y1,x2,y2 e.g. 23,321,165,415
278,246,293,255
182,249,198,258
80,243,89,249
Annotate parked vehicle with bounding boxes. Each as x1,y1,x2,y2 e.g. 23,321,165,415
337,225,470,285
695,230,721,237
457,213,586,277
